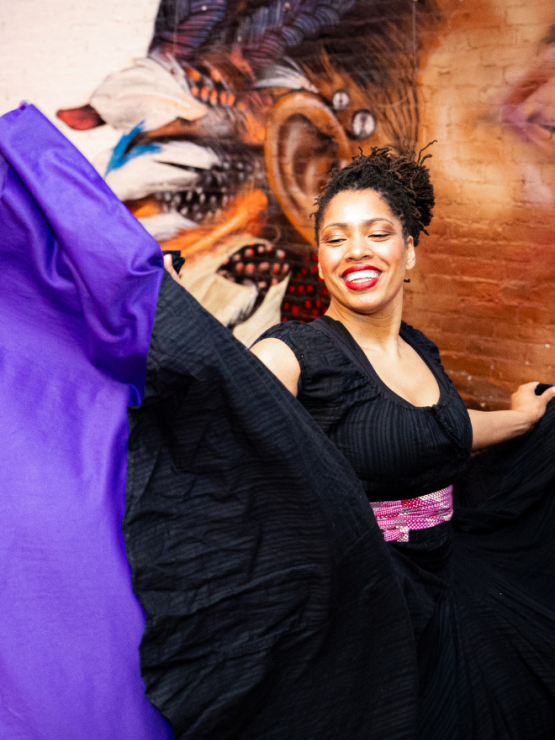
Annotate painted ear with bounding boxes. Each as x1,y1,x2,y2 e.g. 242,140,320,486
264,92,351,246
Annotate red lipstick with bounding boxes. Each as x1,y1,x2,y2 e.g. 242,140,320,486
341,264,381,291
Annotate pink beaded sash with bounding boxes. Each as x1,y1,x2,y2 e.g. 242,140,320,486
369,485,454,543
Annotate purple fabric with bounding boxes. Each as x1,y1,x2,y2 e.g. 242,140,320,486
0,104,170,738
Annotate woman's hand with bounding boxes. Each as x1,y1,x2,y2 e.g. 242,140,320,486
510,382,555,429
468,382,555,450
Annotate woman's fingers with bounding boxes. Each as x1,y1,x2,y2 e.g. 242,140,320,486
539,384,555,405
163,253,181,284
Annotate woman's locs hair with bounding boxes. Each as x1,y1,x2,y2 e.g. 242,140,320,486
313,143,436,246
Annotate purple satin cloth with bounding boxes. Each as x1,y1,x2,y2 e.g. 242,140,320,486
0,105,170,738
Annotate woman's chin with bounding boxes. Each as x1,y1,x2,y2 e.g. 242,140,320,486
331,295,385,317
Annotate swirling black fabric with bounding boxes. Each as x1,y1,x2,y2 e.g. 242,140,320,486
124,273,418,739
125,273,555,739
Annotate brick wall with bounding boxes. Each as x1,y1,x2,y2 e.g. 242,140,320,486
1,0,554,409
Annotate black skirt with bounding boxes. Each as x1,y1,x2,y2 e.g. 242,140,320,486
124,272,555,739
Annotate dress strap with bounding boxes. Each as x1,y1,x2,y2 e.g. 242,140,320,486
310,317,373,380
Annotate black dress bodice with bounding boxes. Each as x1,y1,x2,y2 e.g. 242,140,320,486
258,317,473,501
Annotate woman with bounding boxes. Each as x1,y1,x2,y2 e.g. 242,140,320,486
251,149,555,737
151,148,555,739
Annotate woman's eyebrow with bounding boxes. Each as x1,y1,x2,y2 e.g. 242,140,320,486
322,222,348,230
364,218,394,226
322,218,394,230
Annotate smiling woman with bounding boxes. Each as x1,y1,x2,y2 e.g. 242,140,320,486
252,146,435,406
248,147,555,739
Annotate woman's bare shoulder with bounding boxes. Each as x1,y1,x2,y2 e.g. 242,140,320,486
250,337,301,397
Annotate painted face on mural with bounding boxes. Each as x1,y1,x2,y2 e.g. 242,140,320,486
57,0,429,342
409,0,555,405
420,0,555,228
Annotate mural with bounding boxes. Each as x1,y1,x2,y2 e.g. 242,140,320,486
57,0,436,345
56,0,554,405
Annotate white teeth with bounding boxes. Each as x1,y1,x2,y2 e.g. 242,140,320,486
344,269,380,282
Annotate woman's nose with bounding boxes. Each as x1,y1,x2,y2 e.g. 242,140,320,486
345,234,372,259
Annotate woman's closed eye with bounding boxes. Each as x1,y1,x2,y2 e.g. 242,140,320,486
369,232,389,239
323,232,391,242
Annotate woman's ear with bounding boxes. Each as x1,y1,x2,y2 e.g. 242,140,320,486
405,236,416,271
265,92,351,246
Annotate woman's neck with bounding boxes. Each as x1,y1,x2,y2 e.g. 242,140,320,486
324,300,403,355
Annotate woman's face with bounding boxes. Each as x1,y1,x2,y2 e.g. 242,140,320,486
318,189,415,317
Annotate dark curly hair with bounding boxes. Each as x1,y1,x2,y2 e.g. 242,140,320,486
313,144,435,246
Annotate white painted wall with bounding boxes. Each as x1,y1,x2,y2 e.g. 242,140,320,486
0,0,160,162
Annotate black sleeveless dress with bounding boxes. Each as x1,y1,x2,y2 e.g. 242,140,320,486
124,273,555,740
260,316,472,502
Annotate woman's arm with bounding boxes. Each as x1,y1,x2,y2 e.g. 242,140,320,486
250,338,301,397
469,382,555,450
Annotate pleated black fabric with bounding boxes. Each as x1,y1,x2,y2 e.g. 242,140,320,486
124,273,555,739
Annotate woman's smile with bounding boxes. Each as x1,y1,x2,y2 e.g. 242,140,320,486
341,264,382,291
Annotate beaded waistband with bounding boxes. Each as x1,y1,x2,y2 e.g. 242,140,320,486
369,485,454,543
